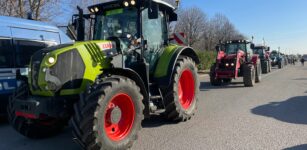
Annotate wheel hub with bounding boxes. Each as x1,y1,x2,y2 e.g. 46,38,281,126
110,106,122,124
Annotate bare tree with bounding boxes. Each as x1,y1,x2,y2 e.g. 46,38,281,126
0,0,60,21
174,7,207,47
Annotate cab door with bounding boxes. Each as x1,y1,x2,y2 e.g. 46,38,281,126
142,8,168,73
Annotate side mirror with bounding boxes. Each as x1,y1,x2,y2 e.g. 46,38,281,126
215,46,220,52
169,12,177,22
148,1,158,19
267,47,270,51
250,43,255,49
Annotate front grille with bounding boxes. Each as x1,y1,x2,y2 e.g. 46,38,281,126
50,49,85,90
219,60,236,70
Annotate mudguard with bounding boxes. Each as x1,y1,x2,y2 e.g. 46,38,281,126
154,45,200,88
251,55,260,65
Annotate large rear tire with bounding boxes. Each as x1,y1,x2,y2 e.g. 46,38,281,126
268,60,272,72
262,61,269,74
164,57,199,121
255,60,262,83
278,61,282,69
210,64,222,86
243,64,255,87
72,76,144,150
7,83,65,138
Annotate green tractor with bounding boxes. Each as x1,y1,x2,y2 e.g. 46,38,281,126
8,0,200,149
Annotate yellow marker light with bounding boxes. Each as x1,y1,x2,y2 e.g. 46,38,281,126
48,57,55,64
124,1,129,7
131,0,136,5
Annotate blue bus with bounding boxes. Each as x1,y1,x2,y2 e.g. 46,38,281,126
0,16,73,114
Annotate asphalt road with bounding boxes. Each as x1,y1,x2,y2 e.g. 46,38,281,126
1,64,307,150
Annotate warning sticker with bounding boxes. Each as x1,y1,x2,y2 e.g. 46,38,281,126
97,42,113,50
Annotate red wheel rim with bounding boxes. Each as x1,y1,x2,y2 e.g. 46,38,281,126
104,93,135,141
178,69,195,110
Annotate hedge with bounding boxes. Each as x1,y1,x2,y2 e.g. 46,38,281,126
196,50,216,70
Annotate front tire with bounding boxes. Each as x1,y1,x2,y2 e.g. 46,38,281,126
72,76,144,150
262,61,269,74
255,61,262,83
210,64,222,86
7,83,65,138
278,61,282,69
164,57,199,121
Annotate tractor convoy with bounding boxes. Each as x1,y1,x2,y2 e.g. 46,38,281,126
210,40,262,87
210,40,290,87
1,0,294,149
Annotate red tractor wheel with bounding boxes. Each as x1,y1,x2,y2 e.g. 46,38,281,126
72,76,144,150
164,57,199,121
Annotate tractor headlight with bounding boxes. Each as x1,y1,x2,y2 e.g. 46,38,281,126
231,63,235,66
94,7,99,12
123,1,129,7
90,8,94,13
131,0,136,5
225,63,229,67
48,57,55,64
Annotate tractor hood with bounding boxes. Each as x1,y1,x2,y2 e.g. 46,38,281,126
29,40,116,96
224,54,237,60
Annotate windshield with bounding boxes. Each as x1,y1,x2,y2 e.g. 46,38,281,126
254,48,264,56
94,8,138,40
270,51,278,56
225,43,246,54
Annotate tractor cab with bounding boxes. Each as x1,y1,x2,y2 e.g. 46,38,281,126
253,46,270,60
71,0,178,71
215,40,255,70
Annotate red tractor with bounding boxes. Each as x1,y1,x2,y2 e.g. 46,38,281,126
210,40,262,87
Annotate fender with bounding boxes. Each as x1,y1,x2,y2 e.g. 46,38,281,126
251,55,259,65
154,45,200,88
216,50,225,64
102,68,150,118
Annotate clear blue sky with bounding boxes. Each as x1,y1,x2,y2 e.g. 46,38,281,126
182,0,307,54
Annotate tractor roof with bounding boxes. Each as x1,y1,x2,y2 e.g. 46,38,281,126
254,45,269,49
89,0,175,12
224,40,252,44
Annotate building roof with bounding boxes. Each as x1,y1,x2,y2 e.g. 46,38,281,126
0,16,59,32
